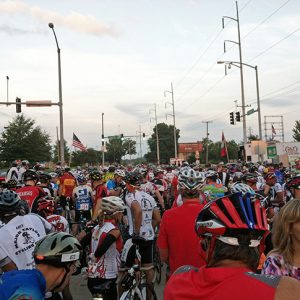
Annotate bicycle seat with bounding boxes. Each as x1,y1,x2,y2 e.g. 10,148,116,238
93,281,113,293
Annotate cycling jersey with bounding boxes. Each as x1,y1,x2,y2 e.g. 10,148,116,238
0,269,46,300
0,214,52,270
73,185,93,211
157,200,205,274
106,179,117,191
46,214,69,233
87,221,122,279
165,266,279,300
16,185,46,213
6,167,19,183
125,190,157,240
140,181,157,196
59,172,76,198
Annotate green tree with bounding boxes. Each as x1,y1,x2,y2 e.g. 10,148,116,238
248,134,259,141
52,140,70,163
145,123,180,164
293,120,300,142
71,148,102,166
105,137,136,163
0,114,52,162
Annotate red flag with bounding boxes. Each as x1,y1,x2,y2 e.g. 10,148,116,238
272,125,276,135
221,131,227,157
72,133,87,151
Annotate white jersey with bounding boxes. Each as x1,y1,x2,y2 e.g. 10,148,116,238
87,222,121,279
73,184,93,211
125,190,157,241
5,167,19,182
0,214,52,270
46,214,69,233
140,181,157,196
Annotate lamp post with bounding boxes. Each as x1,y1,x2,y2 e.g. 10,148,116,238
217,61,262,141
101,113,105,166
48,22,65,165
6,76,9,106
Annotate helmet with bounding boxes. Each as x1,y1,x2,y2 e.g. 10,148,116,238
154,168,164,176
195,193,269,258
264,172,276,180
6,179,18,189
178,168,205,190
232,172,243,182
205,170,218,180
0,190,22,213
115,169,125,178
101,196,126,214
22,169,38,182
34,232,82,268
124,172,141,185
77,173,86,184
90,171,102,181
108,166,116,173
38,198,55,213
242,173,258,184
231,182,255,196
286,175,300,190
39,172,51,183
49,172,58,179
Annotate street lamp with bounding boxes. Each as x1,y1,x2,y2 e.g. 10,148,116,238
101,113,105,166
6,76,9,106
48,22,65,165
217,60,262,142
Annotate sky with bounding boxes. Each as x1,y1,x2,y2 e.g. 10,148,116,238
0,0,299,158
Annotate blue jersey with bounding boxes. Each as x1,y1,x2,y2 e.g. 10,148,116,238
0,269,46,300
106,179,117,191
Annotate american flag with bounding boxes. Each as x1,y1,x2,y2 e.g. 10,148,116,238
72,133,87,151
271,124,276,135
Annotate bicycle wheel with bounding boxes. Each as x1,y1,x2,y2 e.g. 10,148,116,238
153,246,162,284
140,283,157,300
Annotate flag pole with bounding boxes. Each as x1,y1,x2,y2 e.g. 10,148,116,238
225,138,229,162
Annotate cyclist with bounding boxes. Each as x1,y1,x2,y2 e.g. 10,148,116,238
38,172,54,197
165,192,300,299
79,196,125,300
201,170,227,201
16,169,46,213
72,174,94,234
5,161,19,183
106,169,126,197
157,168,206,279
0,232,82,300
37,198,69,233
285,175,300,200
18,160,29,183
0,190,52,271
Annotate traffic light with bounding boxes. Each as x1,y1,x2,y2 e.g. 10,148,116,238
16,97,21,113
142,133,146,139
121,133,124,140
229,112,235,125
236,111,241,122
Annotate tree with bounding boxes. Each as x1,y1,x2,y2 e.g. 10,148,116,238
52,140,70,163
248,134,259,141
71,148,102,166
105,137,136,163
293,120,300,142
0,114,52,163
145,123,180,164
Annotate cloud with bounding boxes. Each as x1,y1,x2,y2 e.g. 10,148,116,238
0,24,47,35
0,1,120,37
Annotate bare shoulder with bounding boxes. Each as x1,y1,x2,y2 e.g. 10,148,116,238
275,276,300,300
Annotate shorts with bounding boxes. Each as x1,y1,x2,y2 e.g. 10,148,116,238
59,196,74,210
75,210,92,222
121,239,153,267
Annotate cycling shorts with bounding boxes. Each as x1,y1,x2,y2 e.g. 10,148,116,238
59,196,74,210
75,210,91,222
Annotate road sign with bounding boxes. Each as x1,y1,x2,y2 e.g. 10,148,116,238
267,145,277,158
247,108,255,115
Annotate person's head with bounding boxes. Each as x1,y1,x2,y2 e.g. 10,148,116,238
89,171,103,187
231,182,255,196
100,196,125,223
76,173,87,185
39,172,51,186
114,169,125,184
0,190,24,222
271,199,300,264
154,168,164,179
264,172,277,186
37,198,55,218
286,175,300,199
124,172,141,193
195,193,269,271
21,160,29,168
34,232,82,292
178,168,205,199
22,169,39,186
205,170,218,183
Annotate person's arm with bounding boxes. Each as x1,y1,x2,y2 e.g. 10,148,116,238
275,276,300,300
152,207,161,230
157,213,169,263
92,198,102,221
263,184,271,197
154,190,165,210
131,201,142,234
94,229,120,258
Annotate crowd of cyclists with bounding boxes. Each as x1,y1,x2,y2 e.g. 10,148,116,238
1,158,300,299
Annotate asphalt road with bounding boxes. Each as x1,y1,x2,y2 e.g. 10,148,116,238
70,265,166,300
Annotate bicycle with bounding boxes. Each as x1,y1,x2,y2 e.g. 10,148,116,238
92,281,115,300
119,241,157,300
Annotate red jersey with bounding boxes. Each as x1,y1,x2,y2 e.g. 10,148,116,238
157,200,205,274
93,184,108,213
59,172,76,197
17,185,46,213
165,266,279,300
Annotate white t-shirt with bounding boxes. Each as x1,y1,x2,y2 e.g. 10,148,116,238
0,214,52,270
46,214,69,233
125,190,157,241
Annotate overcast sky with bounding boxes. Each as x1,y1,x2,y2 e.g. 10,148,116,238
0,0,299,155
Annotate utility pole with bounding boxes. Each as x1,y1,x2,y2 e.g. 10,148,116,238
101,113,105,166
150,104,160,165
222,1,246,144
138,124,142,160
164,82,177,159
202,121,213,165
6,76,9,106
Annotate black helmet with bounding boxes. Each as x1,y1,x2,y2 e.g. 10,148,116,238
34,232,82,268
0,190,22,214
39,172,51,183
23,169,38,182
124,172,141,185
6,179,18,189
90,171,102,181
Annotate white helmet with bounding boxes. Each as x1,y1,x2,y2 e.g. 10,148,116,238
178,168,205,190
231,182,255,195
114,169,125,178
101,196,126,214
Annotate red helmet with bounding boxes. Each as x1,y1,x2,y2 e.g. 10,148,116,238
38,199,55,213
286,175,300,190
